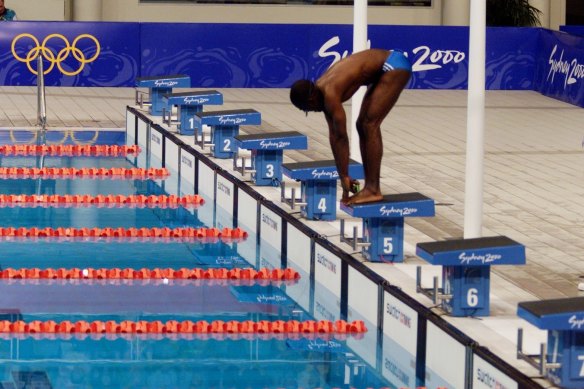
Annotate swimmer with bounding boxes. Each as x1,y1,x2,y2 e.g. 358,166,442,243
290,49,411,205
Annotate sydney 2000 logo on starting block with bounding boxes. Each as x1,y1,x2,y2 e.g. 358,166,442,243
11,33,100,76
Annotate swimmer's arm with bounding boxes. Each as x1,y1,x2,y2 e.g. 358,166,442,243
324,102,352,200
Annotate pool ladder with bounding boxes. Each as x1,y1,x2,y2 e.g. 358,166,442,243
516,328,560,376
37,56,47,132
35,56,47,196
415,266,453,307
279,182,306,211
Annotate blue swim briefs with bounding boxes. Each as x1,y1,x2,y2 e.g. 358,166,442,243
382,50,412,72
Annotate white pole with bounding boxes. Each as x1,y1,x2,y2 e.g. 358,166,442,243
73,0,103,21
350,0,368,164
464,0,486,239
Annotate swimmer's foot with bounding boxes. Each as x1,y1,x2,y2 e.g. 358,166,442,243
344,188,383,205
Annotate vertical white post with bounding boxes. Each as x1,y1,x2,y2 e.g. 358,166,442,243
350,0,368,164
73,0,102,21
464,0,486,239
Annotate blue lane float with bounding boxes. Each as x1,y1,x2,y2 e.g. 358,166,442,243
517,297,584,389
135,74,191,116
194,109,262,159
281,160,364,221
340,192,435,263
416,236,526,317
162,90,223,135
233,131,308,186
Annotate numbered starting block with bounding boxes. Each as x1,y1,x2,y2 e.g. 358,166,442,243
135,74,190,116
162,90,223,135
194,109,261,159
416,236,525,317
280,159,364,221
340,193,435,263
517,297,584,388
233,131,308,186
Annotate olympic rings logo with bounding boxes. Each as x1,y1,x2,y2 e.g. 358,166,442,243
11,33,100,76
9,130,99,145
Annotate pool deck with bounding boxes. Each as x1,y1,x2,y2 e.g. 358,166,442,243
3,85,584,388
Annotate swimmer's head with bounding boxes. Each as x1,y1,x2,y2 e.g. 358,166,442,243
290,79,322,114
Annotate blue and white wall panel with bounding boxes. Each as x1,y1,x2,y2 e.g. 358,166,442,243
347,268,379,367
136,117,149,169
237,189,258,235
164,138,181,196
197,162,216,228
472,354,518,389
382,292,419,389
125,110,137,146
149,127,164,187
179,150,196,196
215,174,235,230
149,128,163,168
259,205,282,270
236,189,259,267
425,321,467,389
313,244,342,322
285,224,312,313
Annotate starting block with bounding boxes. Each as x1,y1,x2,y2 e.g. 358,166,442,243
194,109,261,159
162,90,223,135
135,74,190,116
233,131,308,186
416,236,525,317
340,192,435,263
280,159,364,221
517,297,584,388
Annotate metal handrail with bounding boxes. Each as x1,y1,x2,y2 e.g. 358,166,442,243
36,56,47,131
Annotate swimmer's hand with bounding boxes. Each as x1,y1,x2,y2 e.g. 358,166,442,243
341,177,361,203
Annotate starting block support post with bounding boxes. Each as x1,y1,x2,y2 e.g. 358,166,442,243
162,90,223,135
135,75,191,116
340,192,435,263
194,109,261,159
517,297,584,388
281,160,364,221
416,236,525,317
233,131,308,186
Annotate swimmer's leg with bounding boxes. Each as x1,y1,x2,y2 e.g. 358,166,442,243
349,69,410,205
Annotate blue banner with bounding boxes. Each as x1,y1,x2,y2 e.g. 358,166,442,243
0,22,140,87
140,24,537,90
535,29,584,107
0,22,565,94
560,25,584,37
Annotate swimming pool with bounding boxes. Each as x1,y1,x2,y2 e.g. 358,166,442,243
0,129,394,388
126,108,546,389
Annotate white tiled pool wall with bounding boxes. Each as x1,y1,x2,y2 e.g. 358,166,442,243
127,107,539,389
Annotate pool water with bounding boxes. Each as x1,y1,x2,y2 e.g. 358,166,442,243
0,130,395,389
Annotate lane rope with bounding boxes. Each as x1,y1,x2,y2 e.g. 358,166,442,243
0,226,247,241
0,267,299,281
0,167,168,179
0,194,204,208
0,319,367,335
0,144,141,157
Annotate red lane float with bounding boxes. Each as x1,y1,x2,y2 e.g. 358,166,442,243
0,267,300,281
0,277,299,287
0,226,247,241
0,144,141,156
0,319,366,335
0,194,204,208
0,167,168,179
